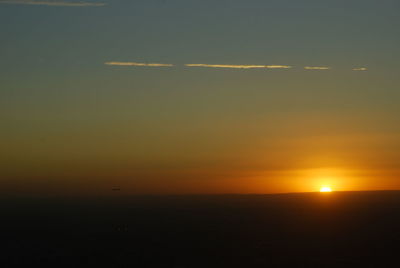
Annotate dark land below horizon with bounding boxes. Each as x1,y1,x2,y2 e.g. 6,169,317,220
1,190,400,267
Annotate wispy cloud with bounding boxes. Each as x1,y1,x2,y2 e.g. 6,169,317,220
104,61,369,72
104,62,174,67
304,66,331,70
264,65,293,69
0,0,106,6
185,64,292,69
353,67,368,71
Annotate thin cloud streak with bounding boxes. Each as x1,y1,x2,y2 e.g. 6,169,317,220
0,0,106,6
304,66,331,70
105,62,174,67
104,61,368,71
185,64,292,69
265,65,293,69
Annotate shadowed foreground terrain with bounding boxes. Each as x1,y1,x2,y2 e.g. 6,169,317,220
1,191,400,267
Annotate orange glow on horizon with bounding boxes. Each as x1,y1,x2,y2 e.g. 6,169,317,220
320,186,332,192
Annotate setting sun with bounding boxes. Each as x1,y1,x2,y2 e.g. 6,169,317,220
320,186,332,192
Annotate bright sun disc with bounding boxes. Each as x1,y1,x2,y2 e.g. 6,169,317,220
320,186,332,192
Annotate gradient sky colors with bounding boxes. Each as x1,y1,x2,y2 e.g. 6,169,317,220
1,0,400,195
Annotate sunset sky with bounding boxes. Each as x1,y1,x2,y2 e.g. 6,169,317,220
1,0,400,195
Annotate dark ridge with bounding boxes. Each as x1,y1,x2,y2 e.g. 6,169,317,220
1,191,400,267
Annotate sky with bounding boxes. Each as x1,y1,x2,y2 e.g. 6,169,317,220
1,0,400,195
